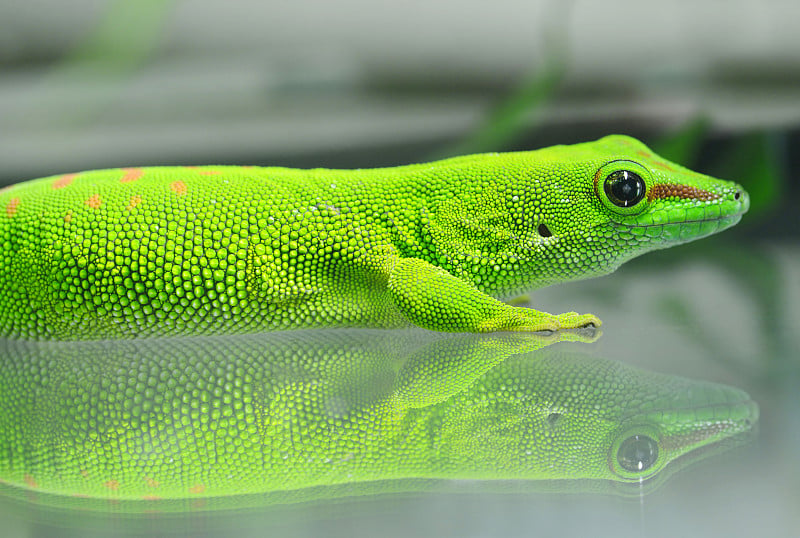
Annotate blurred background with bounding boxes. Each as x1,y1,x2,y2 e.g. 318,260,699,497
0,0,797,219
0,1,798,536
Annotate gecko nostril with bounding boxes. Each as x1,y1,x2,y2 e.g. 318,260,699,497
734,191,741,201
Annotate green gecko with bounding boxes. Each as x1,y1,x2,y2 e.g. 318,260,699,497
0,331,757,506
0,135,748,340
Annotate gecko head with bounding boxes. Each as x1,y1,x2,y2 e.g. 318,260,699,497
604,383,758,485
511,135,750,288
434,351,758,488
589,134,749,250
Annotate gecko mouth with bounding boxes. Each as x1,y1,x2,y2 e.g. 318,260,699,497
611,212,746,243
613,211,746,229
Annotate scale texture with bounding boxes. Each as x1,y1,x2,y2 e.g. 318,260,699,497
0,135,748,339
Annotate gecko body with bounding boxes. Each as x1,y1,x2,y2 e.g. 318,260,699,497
0,135,748,340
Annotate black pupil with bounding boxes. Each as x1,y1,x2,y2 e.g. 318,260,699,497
604,170,645,207
617,434,658,472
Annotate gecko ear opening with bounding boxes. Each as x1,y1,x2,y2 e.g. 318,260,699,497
537,223,552,237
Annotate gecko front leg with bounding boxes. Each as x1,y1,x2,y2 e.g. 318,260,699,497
387,257,600,333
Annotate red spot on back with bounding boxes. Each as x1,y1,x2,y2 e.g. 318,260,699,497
53,173,77,189
5,198,20,217
23,474,38,488
86,194,102,209
188,484,206,494
103,479,120,491
120,168,144,183
170,181,187,196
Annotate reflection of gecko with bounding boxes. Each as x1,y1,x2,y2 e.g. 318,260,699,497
0,135,748,339
0,332,758,501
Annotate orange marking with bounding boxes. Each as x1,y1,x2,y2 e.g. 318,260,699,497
188,484,206,494
52,173,77,189
5,197,20,217
23,474,38,488
80,469,89,478
103,479,120,491
127,195,142,210
64,211,73,223
142,495,162,501
145,476,159,488
120,168,144,183
85,194,102,209
649,183,720,202
170,181,187,196
652,160,677,173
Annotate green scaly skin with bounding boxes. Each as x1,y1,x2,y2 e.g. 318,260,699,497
0,331,756,506
0,135,748,340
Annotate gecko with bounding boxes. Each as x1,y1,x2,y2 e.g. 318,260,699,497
0,135,748,340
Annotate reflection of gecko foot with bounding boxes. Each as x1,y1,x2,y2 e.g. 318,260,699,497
516,326,601,346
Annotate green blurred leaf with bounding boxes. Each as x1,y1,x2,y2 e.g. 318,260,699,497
444,61,565,157
711,132,782,217
651,117,710,164
21,0,175,129
439,1,574,157
61,0,174,74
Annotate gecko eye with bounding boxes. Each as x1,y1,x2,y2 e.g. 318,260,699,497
617,434,658,472
604,170,645,207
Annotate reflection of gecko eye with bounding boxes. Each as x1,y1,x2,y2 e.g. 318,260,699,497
604,170,645,207
617,434,658,472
